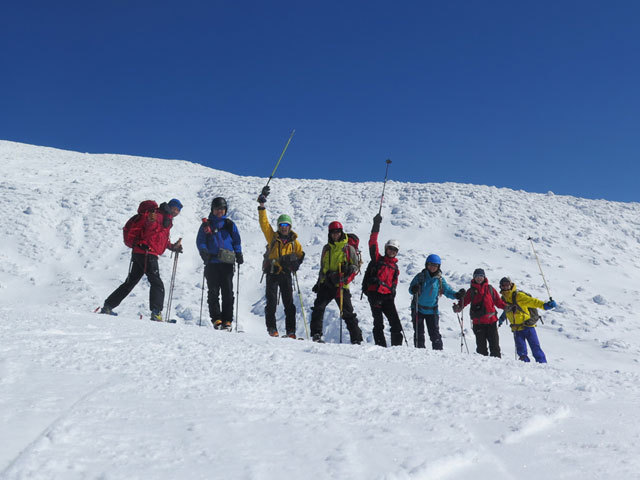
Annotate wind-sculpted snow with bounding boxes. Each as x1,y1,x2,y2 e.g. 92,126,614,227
1,140,640,479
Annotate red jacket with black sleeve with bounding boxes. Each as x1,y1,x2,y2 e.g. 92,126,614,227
366,231,399,295
460,278,506,325
126,207,174,257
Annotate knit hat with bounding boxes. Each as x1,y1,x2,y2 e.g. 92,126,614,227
473,268,485,277
168,198,183,211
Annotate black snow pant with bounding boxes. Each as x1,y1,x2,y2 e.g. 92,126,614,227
367,292,403,347
104,253,164,313
413,312,443,350
310,283,363,344
205,262,235,324
472,322,501,358
265,271,296,335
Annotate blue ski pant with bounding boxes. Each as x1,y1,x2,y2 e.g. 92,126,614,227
513,327,547,363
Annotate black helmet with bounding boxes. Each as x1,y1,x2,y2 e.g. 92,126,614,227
211,197,227,212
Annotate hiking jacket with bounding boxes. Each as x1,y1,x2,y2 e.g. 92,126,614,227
460,278,507,325
196,213,242,264
409,269,457,314
258,208,304,273
128,203,174,256
365,231,399,295
501,283,545,332
318,234,358,290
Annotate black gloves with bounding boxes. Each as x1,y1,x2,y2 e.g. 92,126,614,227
199,250,210,264
236,252,244,265
345,264,357,276
258,185,270,203
452,303,462,313
312,283,319,293
372,214,382,233
169,243,184,254
327,271,340,286
409,285,418,295
455,288,466,300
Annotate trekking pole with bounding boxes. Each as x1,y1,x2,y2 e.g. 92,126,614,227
456,309,469,354
293,271,310,339
413,293,420,348
399,320,409,347
198,267,206,327
378,159,392,215
165,250,179,323
264,129,296,189
339,264,344,344
527,237,553,300
235,264,241,332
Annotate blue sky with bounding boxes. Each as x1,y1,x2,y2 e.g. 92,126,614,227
3,1,639,202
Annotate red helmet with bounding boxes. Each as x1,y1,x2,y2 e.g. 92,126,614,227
328,221,343,231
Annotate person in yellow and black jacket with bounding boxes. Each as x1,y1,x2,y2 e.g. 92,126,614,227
309,221,363,344
258,186,305,338
498,277,557,363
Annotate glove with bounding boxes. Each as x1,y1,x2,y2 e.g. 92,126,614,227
345,264,357,276
327,271,340,286
455,288,466,300
409,285,418,295
169,242,183,254
289,259,300,272
543,300,557,310
257,194,267,204
261,185,270,197
235,252,244,265
138,243,150,251
199,250,210,264
452,303,462,313
498,311,507,327
372,214,382,233
312,283,319,293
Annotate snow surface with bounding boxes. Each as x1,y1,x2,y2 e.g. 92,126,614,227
1,140,640,479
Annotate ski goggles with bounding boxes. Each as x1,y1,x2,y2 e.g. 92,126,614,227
278,223,291,228
426,262,439,267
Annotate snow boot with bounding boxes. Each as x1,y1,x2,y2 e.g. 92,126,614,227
150,311,163,322
223,321,232,331
212,319,223,329
99,306,117,316
268,328,279,337
286,333,297,339
312,334,325,343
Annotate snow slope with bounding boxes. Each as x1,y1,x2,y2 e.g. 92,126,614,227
1,140,639,479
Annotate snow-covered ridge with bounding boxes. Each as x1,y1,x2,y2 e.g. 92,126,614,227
1,140,639,479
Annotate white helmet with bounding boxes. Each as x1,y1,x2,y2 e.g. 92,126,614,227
385,239,400,251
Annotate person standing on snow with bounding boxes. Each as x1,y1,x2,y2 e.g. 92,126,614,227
196,197,243,330
257,186,305,338
453,268,507,357
362,213,403,347
100,198,183,321
498,277,557,363
408,254,465,349
310,222,363,344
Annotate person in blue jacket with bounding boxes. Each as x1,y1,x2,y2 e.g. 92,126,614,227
196,197,243,330
409,254,465,349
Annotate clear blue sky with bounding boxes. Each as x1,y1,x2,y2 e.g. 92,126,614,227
3,1,639,202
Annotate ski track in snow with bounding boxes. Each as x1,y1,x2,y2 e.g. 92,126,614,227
1,140,640,479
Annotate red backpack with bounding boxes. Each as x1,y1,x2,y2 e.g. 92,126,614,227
123,200,158,248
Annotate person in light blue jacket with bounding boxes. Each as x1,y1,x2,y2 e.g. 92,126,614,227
196,197,243,330
409,254,465,349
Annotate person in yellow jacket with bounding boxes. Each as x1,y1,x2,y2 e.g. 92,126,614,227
498,277,557,363
258,187,305,338
309,221,363,344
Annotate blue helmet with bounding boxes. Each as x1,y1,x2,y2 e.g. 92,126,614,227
426,254,441,266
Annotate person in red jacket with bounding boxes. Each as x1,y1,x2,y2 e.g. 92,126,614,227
363,214,403,347
453,268,507,357
100,199,183,321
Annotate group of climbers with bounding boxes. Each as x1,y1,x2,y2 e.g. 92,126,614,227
98,188,558,363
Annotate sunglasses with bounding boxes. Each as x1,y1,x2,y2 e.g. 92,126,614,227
279,223,291,228
329,229,342,234
426,262,439,267
386,246,398,252
474,275,485,280
500,283,511,290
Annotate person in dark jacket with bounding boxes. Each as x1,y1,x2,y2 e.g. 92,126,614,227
100,199,183,321
363,214,403,347
409,254,464,349
196,197,243,330
453,268,507,357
